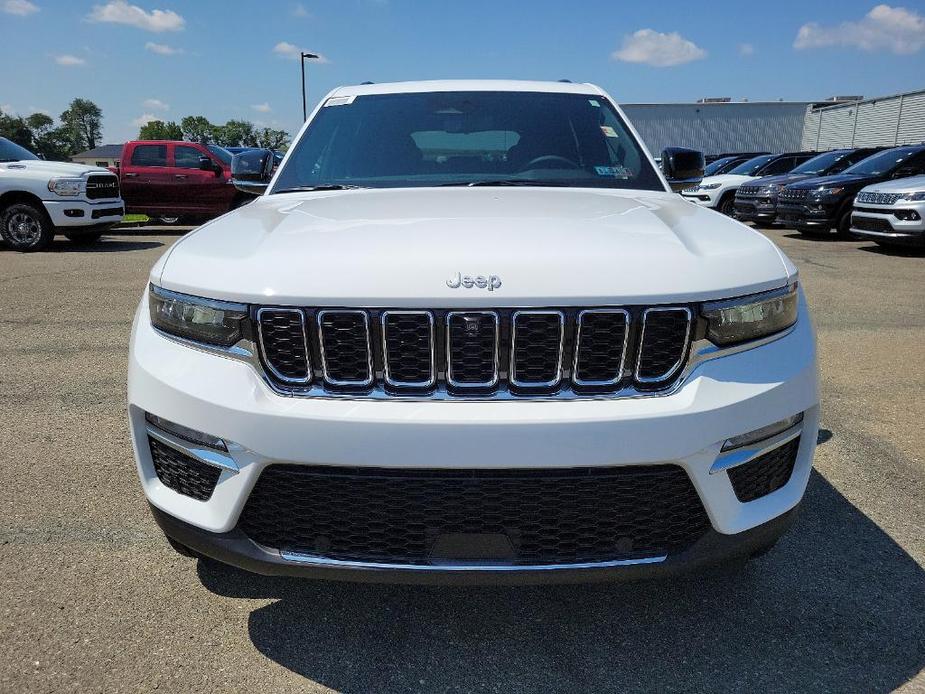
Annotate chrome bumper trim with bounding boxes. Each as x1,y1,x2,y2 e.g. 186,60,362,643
278,552,667,571
145,424,240,474
709,423,803,475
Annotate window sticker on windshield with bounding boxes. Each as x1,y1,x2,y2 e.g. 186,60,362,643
595,165,631,178
324,95,357,107
600,125,618,138
589,99,601,107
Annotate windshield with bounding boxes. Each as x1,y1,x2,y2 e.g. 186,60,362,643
0,137,39,162
727,154,775,176
704,157,736,176
842,147,920,176
272,91,663,191
791,151,851,175
207,144,232,166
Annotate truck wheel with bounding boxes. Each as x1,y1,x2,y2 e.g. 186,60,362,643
718,193,735,216
64,231,104,245
0,202,54,251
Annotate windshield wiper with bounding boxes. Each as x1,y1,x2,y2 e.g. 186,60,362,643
273,184,366,193
440,179,573,187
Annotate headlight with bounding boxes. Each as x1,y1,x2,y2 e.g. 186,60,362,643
47,177,85,196
149,284,248,346
814,186,844,198
699,182,721,190
900,191,925,201
702,283,798,346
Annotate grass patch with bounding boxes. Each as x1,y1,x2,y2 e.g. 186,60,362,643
122,214,149,223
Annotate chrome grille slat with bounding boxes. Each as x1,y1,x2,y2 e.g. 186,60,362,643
635,307,692,384
510,310,565,388
381,310,436,389
573,309,629,387
317,310,374,387
446,311,500,389
257,308,311,384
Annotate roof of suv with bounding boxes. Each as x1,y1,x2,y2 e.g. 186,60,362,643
331,79,606,98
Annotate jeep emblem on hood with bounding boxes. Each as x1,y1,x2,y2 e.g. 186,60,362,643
446,272,502,291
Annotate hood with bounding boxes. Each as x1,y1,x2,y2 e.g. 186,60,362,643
787,172,872,190
0,160,110,177
699,174,755,187
156,187,792,307
751,173,811,187
859,174,925,194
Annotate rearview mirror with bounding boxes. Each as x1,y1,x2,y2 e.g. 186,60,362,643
231,149,274,195
660,147,705,193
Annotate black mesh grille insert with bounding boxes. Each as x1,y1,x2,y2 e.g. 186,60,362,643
447,312,498,387
511,312,563,386
319,311,372,385
636,309,690,382
383,312,434,387
85,173,120,199
728,437,800,503
239,464,710,565
574,310,628,385
258,309,310,383
149,437,221,501
851,215,893,233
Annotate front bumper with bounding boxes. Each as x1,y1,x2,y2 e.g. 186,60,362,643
681,190,719,207
42,199,124,227
776,201,837,230
734,196,777,222
128,293,820,581
851,204,925,246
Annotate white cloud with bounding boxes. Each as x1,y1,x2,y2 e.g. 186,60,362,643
145,41,182,55
794,4,925,55
132,113,157,127
612,29,707,67
55,54,86,66
3,0,39,16
292,2,310,17
0,104,13,114
273,41,329,62
88,0,184,32
251,102,272,113
143,98,169,111
738,43,755,56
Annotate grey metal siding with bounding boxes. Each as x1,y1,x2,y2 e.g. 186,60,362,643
898,92,925,144
621,102,810,156
804,89,925,148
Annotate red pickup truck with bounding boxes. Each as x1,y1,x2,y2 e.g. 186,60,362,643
118,141,251,223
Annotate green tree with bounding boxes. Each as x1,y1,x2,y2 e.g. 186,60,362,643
255,127,290,150
0,109,34,149
138,120,183,140
60,98,103,153
213,119,256,148
180,115,214,144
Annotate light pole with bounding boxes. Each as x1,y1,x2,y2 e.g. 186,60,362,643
301,52,319,121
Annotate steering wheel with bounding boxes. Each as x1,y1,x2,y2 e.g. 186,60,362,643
520,155,581,170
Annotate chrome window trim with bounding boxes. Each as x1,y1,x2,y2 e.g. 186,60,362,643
279,551,666,571
709,422,803,475
256,307,312,385
509,310,565,388
572,308,630,387
145,423,239,474
381,310,436,389
446,310,500,389
317,309,375,387
634,307,692,384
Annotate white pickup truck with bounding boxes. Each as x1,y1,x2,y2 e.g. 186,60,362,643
0,136,124,251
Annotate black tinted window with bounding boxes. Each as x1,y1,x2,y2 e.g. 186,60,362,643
728,154,774,176
131,145,167,167
843,147,923,176
175,145,203,169
760,157,796,175
0,137,39,162
273,91,663,191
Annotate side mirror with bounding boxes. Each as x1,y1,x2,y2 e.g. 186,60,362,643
199,156,223,176
661,147,705,192
231,148,273,195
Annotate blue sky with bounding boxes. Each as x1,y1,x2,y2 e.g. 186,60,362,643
1,0,923,144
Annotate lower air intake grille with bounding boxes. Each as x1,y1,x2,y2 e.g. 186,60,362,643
636,308,691,383
728,437,801,503
239,464,710,565
148,437,221,501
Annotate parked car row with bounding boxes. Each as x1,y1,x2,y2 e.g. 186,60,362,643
682,144,925,248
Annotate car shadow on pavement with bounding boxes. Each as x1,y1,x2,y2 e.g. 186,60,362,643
45,238,165,253
197,470,925,692
781,233,841,243
856,244,925,258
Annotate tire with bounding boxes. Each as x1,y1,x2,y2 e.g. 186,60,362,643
718,193,736,216
834,209,853,239
64,231,103,245
0,201,54,251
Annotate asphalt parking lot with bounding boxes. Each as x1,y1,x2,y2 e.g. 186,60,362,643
1,227,923,693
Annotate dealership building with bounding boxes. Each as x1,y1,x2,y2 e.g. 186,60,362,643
622,87,925,157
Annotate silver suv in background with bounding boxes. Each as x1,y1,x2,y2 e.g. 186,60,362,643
851,175,925,248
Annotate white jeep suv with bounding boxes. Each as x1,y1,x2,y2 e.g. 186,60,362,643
0,137,123,251
851,175,925,248
128,80,819,583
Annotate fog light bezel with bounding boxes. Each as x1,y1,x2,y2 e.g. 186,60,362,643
144,412,228,451
721,413,804,452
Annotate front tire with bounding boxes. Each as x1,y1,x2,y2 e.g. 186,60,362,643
834,209,853,239
718,193,736,216
0,202,54,251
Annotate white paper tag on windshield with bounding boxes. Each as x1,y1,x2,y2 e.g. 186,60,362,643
600,125,618,138
324,95,357,107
